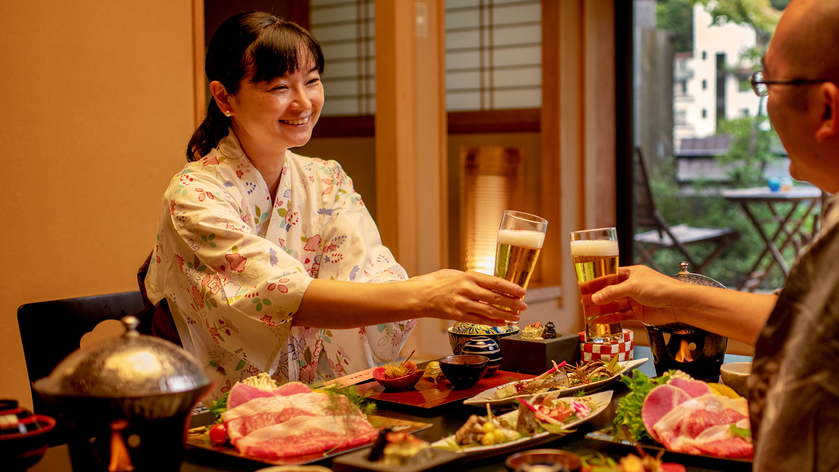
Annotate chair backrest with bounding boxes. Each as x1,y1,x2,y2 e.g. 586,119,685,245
633,147,663,231
17,291,145,443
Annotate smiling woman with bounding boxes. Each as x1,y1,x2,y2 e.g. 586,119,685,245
140,11,528,399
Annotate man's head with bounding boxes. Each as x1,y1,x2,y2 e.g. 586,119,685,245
765,0,839,193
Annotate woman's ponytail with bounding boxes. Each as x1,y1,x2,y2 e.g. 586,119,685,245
186,99,229,161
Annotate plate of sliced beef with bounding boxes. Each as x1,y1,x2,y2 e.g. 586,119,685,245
187,381,431,466
587,376,753,463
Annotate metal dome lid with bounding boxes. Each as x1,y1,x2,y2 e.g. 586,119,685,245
670,261,726,289
650,262,726,334
34,315,211,399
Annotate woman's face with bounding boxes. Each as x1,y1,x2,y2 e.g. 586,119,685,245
228,58,323,155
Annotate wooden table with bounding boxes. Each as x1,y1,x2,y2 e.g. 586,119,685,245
33,347,753,472
723,185,823,291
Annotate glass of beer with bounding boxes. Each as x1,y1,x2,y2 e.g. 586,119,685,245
494,211,548,318
570,227,622,343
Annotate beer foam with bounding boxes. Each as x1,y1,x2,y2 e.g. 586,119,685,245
570,239,619,256
497,229,545,248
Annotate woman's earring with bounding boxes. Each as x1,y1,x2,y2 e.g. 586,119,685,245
224,111,232,117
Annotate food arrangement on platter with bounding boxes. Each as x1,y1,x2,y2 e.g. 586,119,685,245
494,358,620,398
519,321,558,340
464,358,647,408
613,370,753,460
199,373,383,461
366,429,432,466
433,391,612,453
582,450,687,472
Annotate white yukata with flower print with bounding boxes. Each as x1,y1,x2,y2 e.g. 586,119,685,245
144,131,416,400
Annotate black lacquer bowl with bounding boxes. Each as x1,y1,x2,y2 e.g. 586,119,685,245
438,355,489,389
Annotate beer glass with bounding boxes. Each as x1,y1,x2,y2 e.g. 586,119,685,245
494,211,548,317
570,227,622,343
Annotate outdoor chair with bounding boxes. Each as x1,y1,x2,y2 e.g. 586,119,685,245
633,147,740,274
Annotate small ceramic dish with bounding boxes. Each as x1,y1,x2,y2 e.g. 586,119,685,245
438,355,489,389
505,448,582,471
720,361,752,397
372,367,424,390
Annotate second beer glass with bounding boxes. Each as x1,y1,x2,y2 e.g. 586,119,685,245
570,227,622,343
494,211,548,315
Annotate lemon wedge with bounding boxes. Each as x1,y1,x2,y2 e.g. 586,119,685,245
707,382,740,399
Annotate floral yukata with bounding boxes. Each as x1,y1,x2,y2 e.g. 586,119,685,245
145,132,416,399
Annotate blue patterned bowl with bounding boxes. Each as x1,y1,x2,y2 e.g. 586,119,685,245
447,322,519,357
461,336,501,376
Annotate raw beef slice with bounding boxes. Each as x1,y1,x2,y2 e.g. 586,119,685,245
642,385,691,441
227,381,312,409
668,378,714,398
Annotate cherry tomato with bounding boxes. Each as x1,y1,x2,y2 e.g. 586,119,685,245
208,423,228,445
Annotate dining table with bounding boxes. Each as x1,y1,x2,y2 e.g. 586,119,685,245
30,346,754,472
722,185,823,291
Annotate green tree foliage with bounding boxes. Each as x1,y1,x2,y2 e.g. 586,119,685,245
656,0,694,53
694,0,781,47
716,114,782,188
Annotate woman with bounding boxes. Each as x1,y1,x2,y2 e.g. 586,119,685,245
143,12,525,398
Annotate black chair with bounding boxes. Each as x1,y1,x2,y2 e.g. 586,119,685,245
17,291,145,445
633,147,740,274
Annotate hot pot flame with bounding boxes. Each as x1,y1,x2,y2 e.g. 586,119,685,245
674,338,694,363
108,419,134,472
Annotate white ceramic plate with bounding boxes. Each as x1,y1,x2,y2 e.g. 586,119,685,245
463,358,648,408
432,390,613,457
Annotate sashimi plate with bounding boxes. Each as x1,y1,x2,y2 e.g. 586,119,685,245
431,390,613,459
464,358,648,408
586,427,753,465
187,414,432,466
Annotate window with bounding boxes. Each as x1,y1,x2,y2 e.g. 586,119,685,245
309,0,376,116
702,108,707,119
445,0,542,111
702,50,707,60
702,79,707,90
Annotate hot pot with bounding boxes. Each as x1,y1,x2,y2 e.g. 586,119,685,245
643,262,729,382
33,315,215,471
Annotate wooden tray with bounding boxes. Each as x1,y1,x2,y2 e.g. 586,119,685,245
355,370,534,409
187,415,432,467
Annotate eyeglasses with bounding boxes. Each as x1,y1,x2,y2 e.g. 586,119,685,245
750,70,829,97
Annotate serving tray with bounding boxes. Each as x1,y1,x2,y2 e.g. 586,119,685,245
586,426,753,464
354,370,534,409
186,415,432,467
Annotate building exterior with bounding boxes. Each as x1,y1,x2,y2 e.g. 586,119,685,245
673,5,761,146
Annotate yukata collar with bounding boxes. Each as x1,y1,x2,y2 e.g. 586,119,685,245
215,128,246,161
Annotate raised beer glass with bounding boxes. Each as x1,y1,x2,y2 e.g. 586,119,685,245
570,227,622,343
494,211,548,318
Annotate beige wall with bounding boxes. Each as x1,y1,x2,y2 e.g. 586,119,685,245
1,1,196,408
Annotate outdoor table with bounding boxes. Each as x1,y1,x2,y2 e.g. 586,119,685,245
723,185,823,291
31,347,753,472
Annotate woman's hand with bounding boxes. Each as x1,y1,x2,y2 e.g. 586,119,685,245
579,265,682,326
416,270,526,326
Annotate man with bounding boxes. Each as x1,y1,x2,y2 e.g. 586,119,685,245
583,0,839,469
